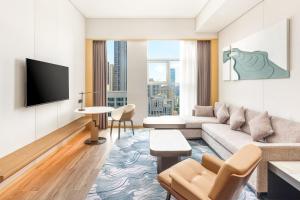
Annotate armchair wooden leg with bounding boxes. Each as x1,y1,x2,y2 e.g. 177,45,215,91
118,121,121,139
166,192,171,200
131,120,134,136
110,120,114,137
124,121,126,132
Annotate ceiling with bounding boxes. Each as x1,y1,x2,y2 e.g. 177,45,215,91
69,0,209,18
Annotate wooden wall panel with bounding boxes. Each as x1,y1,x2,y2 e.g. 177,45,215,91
210,39,219,106
85,39,93,106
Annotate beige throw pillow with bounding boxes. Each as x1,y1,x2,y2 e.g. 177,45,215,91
216,105,230,123
230,107,246,130
194,106,214,117
249,112,274,141
214,102,225,117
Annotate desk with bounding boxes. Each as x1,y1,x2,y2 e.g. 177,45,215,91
75,107,114,145
268,161,300,199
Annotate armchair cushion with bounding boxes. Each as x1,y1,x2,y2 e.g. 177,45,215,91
170,172,211,200
158,158,216,200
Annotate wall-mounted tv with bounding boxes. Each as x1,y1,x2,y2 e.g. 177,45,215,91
26,58,69,107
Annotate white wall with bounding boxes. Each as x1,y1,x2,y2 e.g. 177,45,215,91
86,18,217,40
127,41,148,125
218,0,300,121
0,0,85,158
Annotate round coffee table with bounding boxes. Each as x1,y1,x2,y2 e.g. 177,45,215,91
75,106,114,145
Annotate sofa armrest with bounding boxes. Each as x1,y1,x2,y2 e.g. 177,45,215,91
170,172,211,200
202,154,224,174
250,142,300,193
253,142,300,161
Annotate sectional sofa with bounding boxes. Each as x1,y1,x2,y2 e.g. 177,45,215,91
143,103,300,194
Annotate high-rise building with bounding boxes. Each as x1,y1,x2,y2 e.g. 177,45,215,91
169,68,176,85
113,41,127,91
107,63,114,91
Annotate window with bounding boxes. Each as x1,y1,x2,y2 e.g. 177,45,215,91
106,41,127,108
147,41,180,116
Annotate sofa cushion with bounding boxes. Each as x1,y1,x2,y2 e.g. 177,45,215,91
194,106,214,117
184,116,219,129
249,112,274,142
202,123,253,153
229,107,245,130
216,105,230,123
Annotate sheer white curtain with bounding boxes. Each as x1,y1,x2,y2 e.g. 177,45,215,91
180,40,197,117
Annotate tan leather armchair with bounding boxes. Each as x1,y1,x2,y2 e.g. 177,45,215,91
158,144,262,200
110,104,136,139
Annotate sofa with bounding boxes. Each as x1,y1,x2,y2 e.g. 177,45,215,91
143,103,300,194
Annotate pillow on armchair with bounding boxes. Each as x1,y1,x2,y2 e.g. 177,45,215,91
194,106,214,117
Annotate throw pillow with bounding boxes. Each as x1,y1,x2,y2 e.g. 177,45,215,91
249,111,274,141
194,106,214,117
230,107,246,130
214,102,225,117
216,105,230,123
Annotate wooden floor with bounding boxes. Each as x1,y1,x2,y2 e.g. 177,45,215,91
0,128,122,200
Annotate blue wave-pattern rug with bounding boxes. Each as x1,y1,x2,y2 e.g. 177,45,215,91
86,129,257,200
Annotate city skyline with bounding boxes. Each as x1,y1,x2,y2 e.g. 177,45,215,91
106,40,180,116
107,40,180,61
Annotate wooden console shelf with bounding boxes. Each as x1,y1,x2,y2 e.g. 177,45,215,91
0,116,91,183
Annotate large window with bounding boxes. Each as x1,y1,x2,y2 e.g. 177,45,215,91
147,41,180,116
106,41,127,108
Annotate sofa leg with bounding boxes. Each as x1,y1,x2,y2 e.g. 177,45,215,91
166,192,171,200
257,192,267,199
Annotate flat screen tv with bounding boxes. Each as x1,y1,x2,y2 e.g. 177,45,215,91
26,58,69,106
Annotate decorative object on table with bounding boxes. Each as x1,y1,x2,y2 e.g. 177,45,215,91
223,19,290,80
78,91,97,111
75,106,114,145
86,130,258,200
158,144,262,200
110,104,136,139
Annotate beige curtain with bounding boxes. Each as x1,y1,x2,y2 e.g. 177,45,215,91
93,41,107,129
197,41,211,106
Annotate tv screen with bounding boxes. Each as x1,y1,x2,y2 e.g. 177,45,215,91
26,58,69,106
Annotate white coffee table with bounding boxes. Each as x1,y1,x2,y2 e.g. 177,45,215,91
150,130,192,173
75,106,114,145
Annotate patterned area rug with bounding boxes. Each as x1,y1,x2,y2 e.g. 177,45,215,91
86,129,258,200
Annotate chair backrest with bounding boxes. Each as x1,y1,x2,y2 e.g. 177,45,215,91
120,104,136,121
208,144,262,200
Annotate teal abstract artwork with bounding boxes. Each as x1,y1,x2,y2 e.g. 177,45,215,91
222,19,290,81
223,48,290,80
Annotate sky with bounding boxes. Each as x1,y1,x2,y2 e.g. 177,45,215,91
106,40,180,64
107,40,180,83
